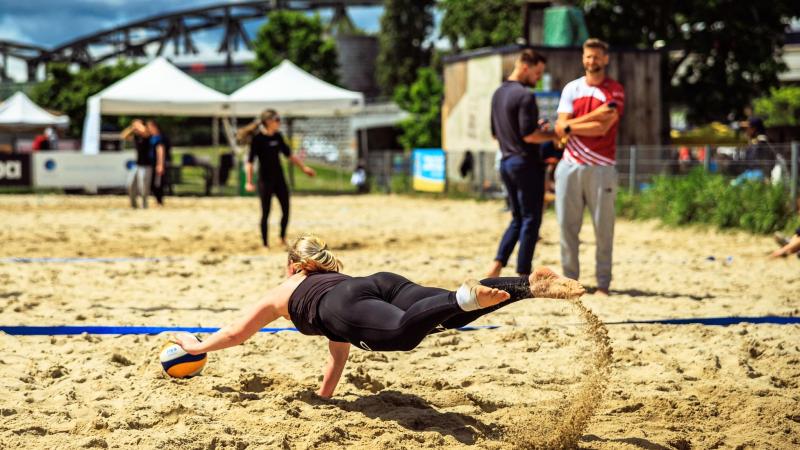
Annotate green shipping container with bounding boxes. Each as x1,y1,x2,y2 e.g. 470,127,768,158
543,6,589,47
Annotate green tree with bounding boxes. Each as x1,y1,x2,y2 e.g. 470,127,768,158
754,86,800,127
251,11,339,83
579,0,795,124
440,0,524,51
394,68,442,149
376,0,435,96
31,60,139,137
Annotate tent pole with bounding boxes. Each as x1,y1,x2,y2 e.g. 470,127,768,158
287,118,295,189
360,127,369,191
212,117,219,147
360,127,369,166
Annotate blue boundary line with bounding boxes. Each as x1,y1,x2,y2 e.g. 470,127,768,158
1,317,797,336
605,316,800,326
0,255,273,264
0,257,162,264
0,325,499,336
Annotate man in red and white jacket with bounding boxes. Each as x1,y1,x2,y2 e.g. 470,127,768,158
554,38,624,296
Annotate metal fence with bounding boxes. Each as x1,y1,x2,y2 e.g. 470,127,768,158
275,141,800,206
442,142,800,209
618,142,799,196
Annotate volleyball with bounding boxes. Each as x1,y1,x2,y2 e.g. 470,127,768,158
159,337,207,378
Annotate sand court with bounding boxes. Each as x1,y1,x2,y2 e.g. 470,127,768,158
1,195,799,449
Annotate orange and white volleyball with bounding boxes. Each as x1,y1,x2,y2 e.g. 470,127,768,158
159,335,207,378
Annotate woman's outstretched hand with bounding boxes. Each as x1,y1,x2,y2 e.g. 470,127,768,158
168,332,203,355
303,166,316,177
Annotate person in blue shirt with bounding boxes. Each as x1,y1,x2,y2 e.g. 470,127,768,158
146,120,171,206
145,120,166,208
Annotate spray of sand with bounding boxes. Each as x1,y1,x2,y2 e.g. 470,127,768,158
505,271,614,449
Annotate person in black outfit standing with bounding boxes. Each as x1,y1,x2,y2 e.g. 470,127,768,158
146,119,170,206
486,49,556,278
242,110,316,248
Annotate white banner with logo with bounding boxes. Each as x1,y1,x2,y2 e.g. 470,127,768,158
33,151,136,190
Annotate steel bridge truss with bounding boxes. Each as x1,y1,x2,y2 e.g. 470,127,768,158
0,0,381,81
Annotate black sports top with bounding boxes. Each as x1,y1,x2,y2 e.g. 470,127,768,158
289,272,351,339
247,131,291,183
134,135,153,166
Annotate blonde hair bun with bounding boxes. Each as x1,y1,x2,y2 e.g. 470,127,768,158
288,234,342,274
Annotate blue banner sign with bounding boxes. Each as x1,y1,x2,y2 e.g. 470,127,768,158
412,148,446,193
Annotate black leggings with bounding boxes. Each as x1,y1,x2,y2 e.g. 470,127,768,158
257,178,289,247
317,272,531,351
151,171,167,206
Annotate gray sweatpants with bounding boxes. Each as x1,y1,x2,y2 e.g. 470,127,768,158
554,159,617,290
128,165,153,209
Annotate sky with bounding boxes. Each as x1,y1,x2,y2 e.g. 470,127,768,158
0,0,389,80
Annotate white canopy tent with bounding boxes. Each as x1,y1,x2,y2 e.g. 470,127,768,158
229,60,364,118
0,91,70,130
81,57,229,154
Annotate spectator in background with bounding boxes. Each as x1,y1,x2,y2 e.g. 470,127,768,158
554,38,624,296
45,127,58,150
121,119,152,209
485,49,556,278
351,161,368,194
147,120,171,206
677,146,693,174
32,131,51,151
146,120,167,207
771,228,800,259
743,114,773,176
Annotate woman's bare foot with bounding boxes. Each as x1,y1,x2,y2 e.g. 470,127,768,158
475,283,511,308
528,267,586,299
457,279,510,310
486,260,503,278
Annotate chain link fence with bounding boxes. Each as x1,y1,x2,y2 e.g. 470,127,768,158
440,142,800,209
285,116,358,193
618,142,799,199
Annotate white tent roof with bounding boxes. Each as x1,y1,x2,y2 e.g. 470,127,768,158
230,60,363,117
82,57,229,154
91,57,229,116
0,91,70,128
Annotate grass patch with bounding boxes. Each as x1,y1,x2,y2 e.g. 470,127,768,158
617,168,800,234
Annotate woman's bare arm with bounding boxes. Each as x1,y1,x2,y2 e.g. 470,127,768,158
288,155,316,177
120,125,135,140
171,280,296,354
245,162,255,185
318,340,350,398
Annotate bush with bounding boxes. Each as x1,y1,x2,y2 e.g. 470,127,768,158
617,168,798,234
754,86,800,127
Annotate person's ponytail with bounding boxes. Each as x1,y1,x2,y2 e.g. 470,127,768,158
288,234,342,274
236,120,260,145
